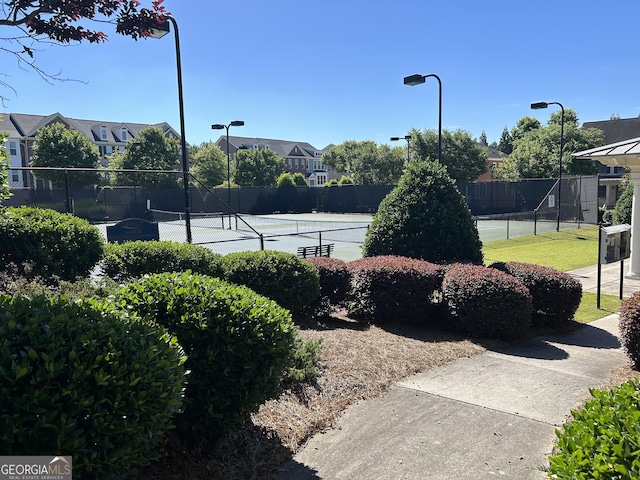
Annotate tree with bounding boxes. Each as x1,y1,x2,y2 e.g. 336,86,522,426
30,122,100,187
276,173,295,188
189,142,226,187
497,126,513,155
235,149,284,187
613,182,632,225
410,128,488,182
322,140,405,185
362,159,483,264
495,108,604,180
479,131,488,147
0,132,10,204
108,126,179,187
292,172,307,186
0,1,169,101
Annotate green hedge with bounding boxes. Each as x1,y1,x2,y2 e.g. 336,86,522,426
0,207,104,280
222,250,320,317
0,295,185,479
442,264,532,340
346,256,445,325
114,272,297,440
548,379,640,479
101,240,224,282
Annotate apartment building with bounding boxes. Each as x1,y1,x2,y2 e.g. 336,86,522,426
0,112,180,188
214,135,340,187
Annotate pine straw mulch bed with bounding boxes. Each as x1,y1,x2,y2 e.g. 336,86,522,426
142,313,636,480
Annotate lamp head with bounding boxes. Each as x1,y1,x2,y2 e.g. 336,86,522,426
149,20,170,39
211,124,225,130
531,102,549,110
230,121,245,127
404,74,426,86
390,137,401,141
404,135,412,140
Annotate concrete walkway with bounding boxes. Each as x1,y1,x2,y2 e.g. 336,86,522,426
274,263,637,479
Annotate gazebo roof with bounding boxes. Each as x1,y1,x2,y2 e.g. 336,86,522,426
574,137,640,167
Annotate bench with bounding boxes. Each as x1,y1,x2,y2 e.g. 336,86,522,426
297,244,334,258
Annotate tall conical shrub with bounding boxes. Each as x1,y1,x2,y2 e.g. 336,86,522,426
362,159,483,264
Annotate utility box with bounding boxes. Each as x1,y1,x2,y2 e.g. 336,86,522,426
600,224,631,264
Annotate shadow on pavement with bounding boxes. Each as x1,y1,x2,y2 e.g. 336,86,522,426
273,460,322,480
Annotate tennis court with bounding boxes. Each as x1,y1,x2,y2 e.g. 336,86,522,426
95,212,592,261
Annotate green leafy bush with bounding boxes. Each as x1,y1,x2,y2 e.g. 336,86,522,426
305,257,351,315
101,240,224,282
0,207,104,280
619,292,640,368
281,338,323,389
114,272,297,440
613,182,633,225
346,256,445,325
548,379,640,479
490,261,582,325
0,294,185,480
222,250,320,317
442,264,532,340
362,160,483,264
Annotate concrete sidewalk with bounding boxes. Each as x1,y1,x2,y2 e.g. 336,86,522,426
274,263,636,480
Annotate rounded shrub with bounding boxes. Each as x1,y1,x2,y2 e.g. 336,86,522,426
346,255,445,325
0,294,185,480
0,206,104,280
362,159,483,264
442,264,532,340
305,256,351,315
619,291,640,368
221,250,320,317
101,240,224,282
113,272,297,440
489,261,582,325
548,378,640,479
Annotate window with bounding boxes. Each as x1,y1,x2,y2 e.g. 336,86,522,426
318,174,327,185
118,146,125,153
265,143,270,149
288,158,292,168
100,126,108,141
120,127,127,141
294,159,298,169
106,146,113,155
8,141,17,156
12,173,19,182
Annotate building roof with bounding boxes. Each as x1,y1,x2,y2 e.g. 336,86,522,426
573,137,640,167
0,112,179,143
217,135,323,159
582,117,640,144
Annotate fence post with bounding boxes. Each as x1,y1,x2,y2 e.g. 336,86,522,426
506,214,510,240
260,234,264,251
534,209,537,235
64,169,72,213
319,231,322,249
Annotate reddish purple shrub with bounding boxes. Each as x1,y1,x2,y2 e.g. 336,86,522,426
305,257,351,314
443,264,532,340
346,255,445,325
489,261,582,325
619,292,640,368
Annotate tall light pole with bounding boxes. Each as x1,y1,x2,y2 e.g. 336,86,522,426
212,121,244,229
531,101,565,232
390,135,412,163
403,73,442,164
150,16,192,243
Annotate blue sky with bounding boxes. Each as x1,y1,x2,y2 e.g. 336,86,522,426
3,0,640,150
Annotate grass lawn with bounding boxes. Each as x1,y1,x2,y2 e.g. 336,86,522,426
483,225,623,323
483,225,599,271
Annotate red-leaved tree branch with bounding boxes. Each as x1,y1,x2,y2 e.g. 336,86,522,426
0,0,170,103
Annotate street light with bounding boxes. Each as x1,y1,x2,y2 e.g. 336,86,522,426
531,101,565,232
212,121,244,229
390,135,412,163
404,73,442,163
150,16,192,243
